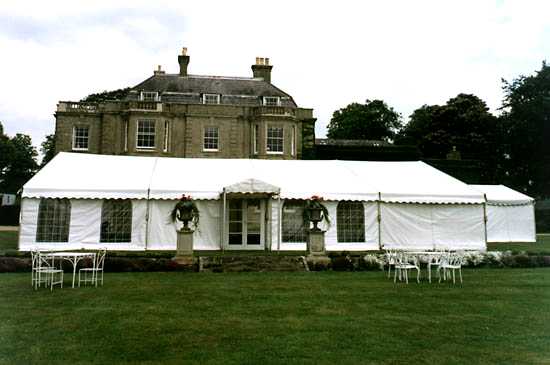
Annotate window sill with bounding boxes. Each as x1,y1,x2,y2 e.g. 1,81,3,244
203,149,219,152
136,147,157,152
72,148,89,152
266,151,284,155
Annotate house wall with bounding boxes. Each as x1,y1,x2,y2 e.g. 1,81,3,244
55,102,312,160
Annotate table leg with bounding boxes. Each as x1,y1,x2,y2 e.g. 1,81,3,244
72,258,77,288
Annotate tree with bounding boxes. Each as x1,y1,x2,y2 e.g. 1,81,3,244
40,134,56,167
326,99,402,141
396,94,502,182
397,94,500,159
81,87,131,102
0,122,39,194
500,62,550,198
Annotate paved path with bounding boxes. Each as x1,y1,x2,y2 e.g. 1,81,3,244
0,226,18,232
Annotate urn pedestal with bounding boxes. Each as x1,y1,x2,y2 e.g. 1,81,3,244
307,229,330,266
173,229,194,265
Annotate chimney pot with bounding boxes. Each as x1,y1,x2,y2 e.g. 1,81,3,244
182,47,187,56
154,64,165,75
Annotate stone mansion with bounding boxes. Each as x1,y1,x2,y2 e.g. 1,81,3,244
54,48,316,159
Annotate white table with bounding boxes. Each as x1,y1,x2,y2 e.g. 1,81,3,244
44,252,96,288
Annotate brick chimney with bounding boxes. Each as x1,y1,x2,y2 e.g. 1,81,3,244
178,47,190,76
252,57,273,83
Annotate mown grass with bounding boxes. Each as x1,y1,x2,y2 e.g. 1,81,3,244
1,269,550,364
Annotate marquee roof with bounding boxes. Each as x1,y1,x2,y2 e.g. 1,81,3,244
471,184,534,206
22,153,485,204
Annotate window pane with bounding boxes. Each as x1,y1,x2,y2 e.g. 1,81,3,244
137,120,156,148
73,126,89,150
337,202,365,243
100,200,133,243
203,126,219,150
267,126,283,153
36,198,71,242
282,201,307,243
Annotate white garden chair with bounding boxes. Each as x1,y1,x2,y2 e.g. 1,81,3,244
427,251,445,283
438,252,464,284
79,249,106,287
384,249,397,278
32,250,64,291
394,252,420,284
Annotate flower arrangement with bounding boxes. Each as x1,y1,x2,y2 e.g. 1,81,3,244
170,194,200,231
303,195,330,230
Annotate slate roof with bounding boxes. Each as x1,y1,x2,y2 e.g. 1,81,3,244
129,74,297,107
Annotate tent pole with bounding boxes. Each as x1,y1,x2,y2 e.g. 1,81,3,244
532,202,537,242
145,193,150,251
222,189,226,253
483,194,488,247
277,195,281,252
377,193,382,250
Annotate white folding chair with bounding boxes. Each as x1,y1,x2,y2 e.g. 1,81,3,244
79,249,106,287
394,252,420,284
438,252,464,284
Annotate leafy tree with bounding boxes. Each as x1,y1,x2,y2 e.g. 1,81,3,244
81,87,131,102
397,93,500,158
500,62,550,198
327,99,402,141
396,94,502,182
40,134,56,167
0,122,39,194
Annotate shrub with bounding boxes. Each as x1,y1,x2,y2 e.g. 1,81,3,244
330,253,354,271
359,254,384,271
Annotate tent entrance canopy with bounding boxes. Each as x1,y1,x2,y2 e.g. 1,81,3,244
223,178,280,198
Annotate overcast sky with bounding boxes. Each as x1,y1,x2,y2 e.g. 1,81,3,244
1,0,549,154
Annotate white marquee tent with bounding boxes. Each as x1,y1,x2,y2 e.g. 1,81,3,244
20,153,490,252
472,185,536,243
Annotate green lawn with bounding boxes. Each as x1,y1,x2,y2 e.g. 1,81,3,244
1,269,550,364
487,234,550,254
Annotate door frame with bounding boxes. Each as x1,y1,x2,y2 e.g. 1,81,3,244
223,198,266,250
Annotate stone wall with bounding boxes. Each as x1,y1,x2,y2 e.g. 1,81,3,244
55,101,314,160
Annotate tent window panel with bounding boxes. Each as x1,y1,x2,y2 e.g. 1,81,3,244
337,201,365,243
36,198,71,242
100,200,132,243
282,201,307,243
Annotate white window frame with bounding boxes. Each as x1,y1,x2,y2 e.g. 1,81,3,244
266,126,284,154
203,126,219,152
140,91,159,101
202,94,220,105
72,125,90,151
263,96,280,106
225,199,266,250
163,120,170,153
136,119,156,150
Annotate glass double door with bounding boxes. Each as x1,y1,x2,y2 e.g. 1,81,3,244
227,199,265,249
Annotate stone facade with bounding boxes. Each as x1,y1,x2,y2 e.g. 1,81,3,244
55,50,315,160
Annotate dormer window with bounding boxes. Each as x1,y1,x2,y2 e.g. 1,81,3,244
141,91,159,101
203,94,220,105
263,96,280,106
